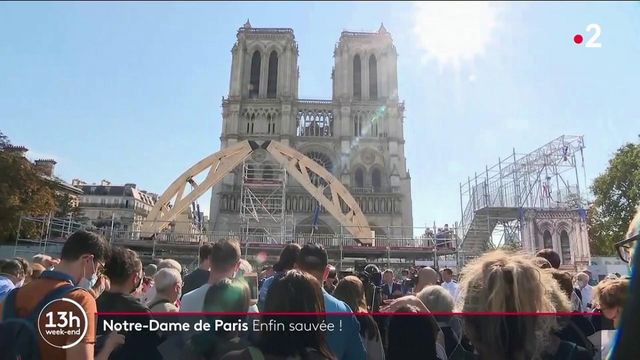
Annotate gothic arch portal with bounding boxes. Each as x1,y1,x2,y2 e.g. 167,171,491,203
140,140,373,244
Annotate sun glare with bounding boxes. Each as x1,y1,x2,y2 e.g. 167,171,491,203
413,1,499,69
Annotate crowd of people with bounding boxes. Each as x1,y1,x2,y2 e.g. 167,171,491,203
0,206,637,360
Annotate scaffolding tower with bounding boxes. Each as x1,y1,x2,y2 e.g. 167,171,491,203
239,161,294,244
458,135,587,262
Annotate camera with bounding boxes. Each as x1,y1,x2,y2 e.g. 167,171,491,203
356,264,383,312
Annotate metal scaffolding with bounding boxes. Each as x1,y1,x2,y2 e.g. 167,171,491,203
458,135,587,259
13,215,85,259
239,160,294,244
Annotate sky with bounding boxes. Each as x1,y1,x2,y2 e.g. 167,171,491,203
1,1,639,230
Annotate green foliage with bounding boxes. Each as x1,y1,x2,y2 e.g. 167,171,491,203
588,138,640,256
0,150,58,243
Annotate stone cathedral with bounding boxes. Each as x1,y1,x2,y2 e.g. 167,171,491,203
209,22,413,240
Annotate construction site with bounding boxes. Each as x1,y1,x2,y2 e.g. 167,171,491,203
12,135,591,273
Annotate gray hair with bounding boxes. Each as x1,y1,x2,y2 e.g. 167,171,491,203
417,285,454,313
158,258,182,273
154,268,182,293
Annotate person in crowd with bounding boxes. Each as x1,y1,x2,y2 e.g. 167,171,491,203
258,265,273,289
381,269,402,300
417,285,462,357
148,268,182,312
386,305,443,360
456,250,569,360
0,230,123,360
415,266,439,293
536,248,562,269
29,262,46,281
97,246,163,360
180,239,242,312
143,258,182,305
333,275,385,360
440,268,460,302
145,263,158,277
533,257,553,269
593,278,630,358
188,278,251,359
610,206,640,359
295,243,366,360
135,276,154,300
0,259,25,300
546,269,596,354
13,257,31,286
89,273,110,299
399,269,412,295
576,272,594,311
257,243,301,310
324,265,338,294
183,243,213,296
31,253,60,269
222,270,336,360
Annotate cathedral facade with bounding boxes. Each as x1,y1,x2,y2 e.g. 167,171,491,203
209,22,413,240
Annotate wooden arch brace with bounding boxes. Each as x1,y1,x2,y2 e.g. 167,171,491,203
264,140,373,244
140,140,373,244
140,141,254,235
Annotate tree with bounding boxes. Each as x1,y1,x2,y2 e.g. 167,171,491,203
588,137,640,256
0,130,11,148
0,137,58,243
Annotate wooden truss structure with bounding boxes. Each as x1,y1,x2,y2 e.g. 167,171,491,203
140,140,373,244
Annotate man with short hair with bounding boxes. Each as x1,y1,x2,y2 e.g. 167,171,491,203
143,258,183,305
180,239,242,312
97,246,163,360
440,268,460,302
577,272,594,311
0,259,25,300
381,269,402,300
149,268,182,312
182,243,212,295
415,266,439,293
536,248,561,269
295,243,366,360
0,230,121,360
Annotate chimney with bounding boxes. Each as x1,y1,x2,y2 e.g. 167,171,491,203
124,183,137,189
100,179,111,186
34,159,57,177
3,145,29,156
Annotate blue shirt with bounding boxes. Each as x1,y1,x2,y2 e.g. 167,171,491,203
323,289,366,360
0,275,16,302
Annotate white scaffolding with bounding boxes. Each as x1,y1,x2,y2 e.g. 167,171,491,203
239,161,293,244
458,135,587,257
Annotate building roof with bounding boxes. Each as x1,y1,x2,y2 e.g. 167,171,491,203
77,184,157,205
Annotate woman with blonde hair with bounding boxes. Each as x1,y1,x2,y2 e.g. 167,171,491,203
333,275,384,360
455,250,572,360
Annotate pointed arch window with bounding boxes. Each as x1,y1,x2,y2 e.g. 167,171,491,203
353,55,361,100
543,230,552,249
354,168,364,188
372,168,382,192
369,55,378,100
560,230,571,264
249,51,261,98
267,51,278,98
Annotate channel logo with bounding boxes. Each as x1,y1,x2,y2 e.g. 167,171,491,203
37,298,88,349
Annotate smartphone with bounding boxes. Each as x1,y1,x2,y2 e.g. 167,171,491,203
244,272,259,304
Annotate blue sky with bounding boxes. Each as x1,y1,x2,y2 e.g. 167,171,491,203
1,2,639,229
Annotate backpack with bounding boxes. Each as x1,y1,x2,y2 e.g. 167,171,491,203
0,283,82,360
